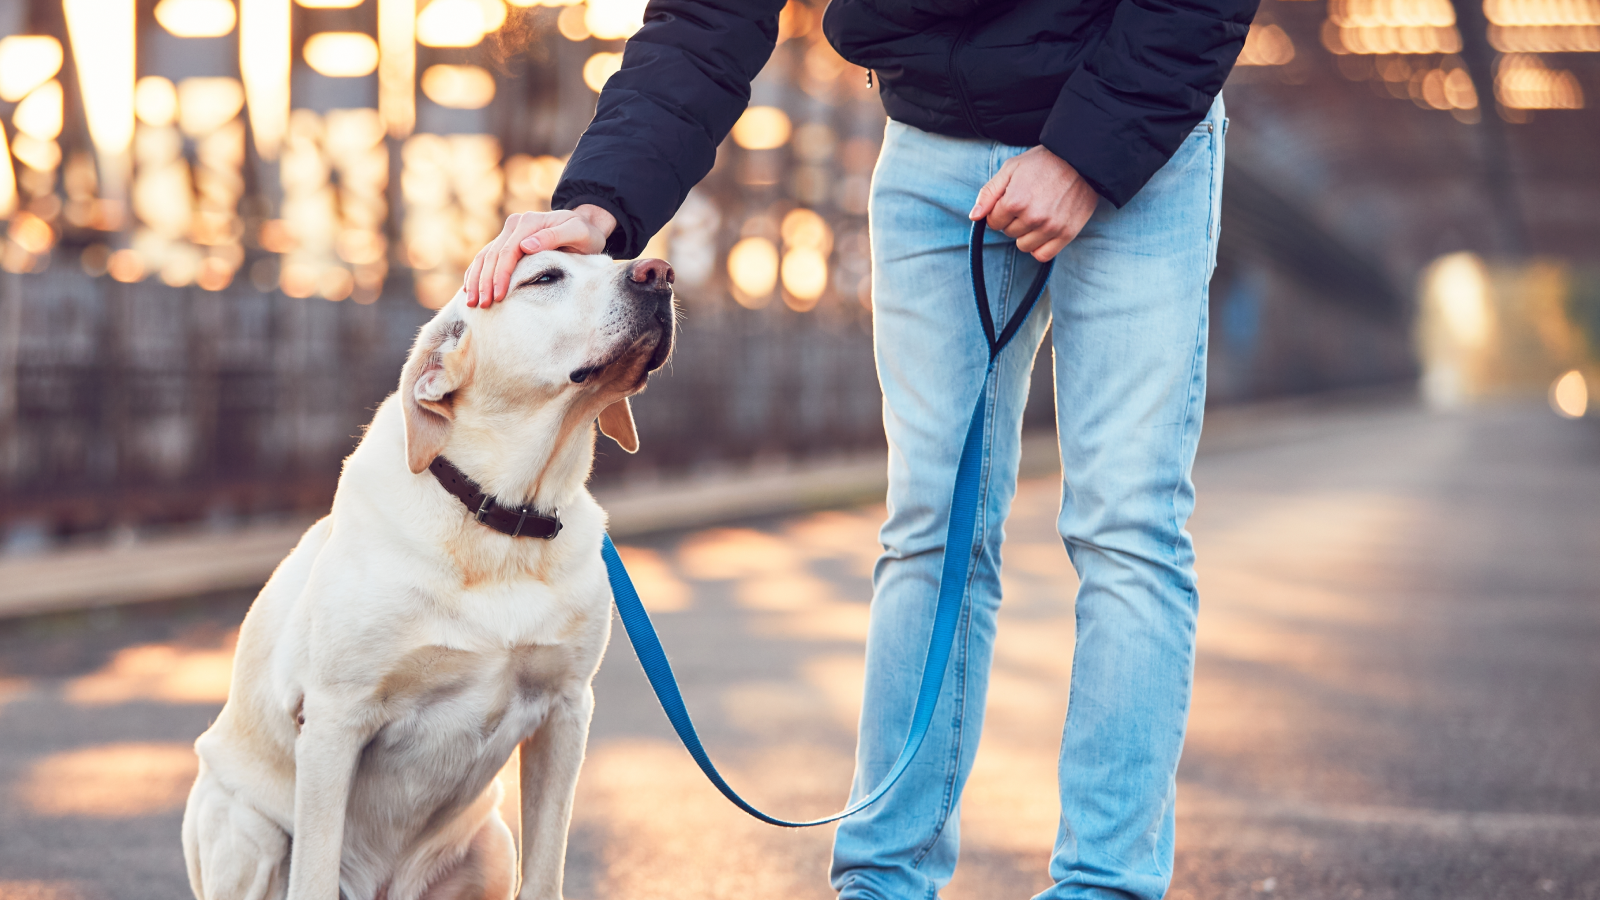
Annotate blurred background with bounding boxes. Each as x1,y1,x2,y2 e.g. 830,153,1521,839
0,0,1595,545
1,1,1600,898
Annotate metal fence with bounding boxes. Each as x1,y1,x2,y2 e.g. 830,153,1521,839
0,144,1434,548
0,265,907,545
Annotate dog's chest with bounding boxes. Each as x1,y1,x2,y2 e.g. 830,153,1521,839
372,641,576,741
350,643,577,816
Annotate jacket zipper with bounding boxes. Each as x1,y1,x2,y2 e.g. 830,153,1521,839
946,22,983,138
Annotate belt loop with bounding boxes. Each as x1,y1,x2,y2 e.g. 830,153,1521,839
512,507,528,538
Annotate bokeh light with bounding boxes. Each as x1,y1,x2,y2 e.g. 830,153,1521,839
781,207,832,254
0,127,16,216
801,38,851,94
1486,0,1600,50
792,121,837,162
475,0,509,30
1322,0,1462,53
557,4,592,40
1431,252,1494,348
422,64,496,108
583,52,624,92
378,0,417,137
13,80,63,141
728,236,779,307
1237,22,1297,64
107,248,143,281
1551,369,1589,417
134,76,179,127
732,106,792,150
1486,0,1600,24
63,0,136,160
12,133,60,172
781,247,827,309
9,211,53,253
781,206,834,310
417,0,490,47
154,0,238,37
177,77,245,135
304,32,381,77
0,36,62,103
503,153,566,212
586,0,648,40
1489,24,1600,49
240,0,291,158
1496,53,1585,107
1330,0,1456,27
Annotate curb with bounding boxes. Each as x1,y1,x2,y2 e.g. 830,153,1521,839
0,386,1417,622
0,435,1061,621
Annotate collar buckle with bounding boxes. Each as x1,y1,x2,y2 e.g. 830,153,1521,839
511,504,562,540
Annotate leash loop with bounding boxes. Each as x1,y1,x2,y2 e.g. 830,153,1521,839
602,217,1052,827
971,219,1054,361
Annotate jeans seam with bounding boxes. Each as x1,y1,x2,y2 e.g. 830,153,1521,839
1168,125,1219,567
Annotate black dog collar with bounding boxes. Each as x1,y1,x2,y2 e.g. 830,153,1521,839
427,457,563,540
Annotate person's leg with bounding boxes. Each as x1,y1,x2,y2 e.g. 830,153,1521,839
1036,97,1226,900
830,120,1048,900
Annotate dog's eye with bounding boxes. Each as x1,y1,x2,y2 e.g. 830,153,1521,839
514,270,563,291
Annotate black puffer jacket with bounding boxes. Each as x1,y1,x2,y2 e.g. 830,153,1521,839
555,0,1256,259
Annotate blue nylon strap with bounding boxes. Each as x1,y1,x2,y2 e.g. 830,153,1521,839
603,379,989,827
599,220,1053,827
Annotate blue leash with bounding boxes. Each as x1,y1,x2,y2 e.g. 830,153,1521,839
601,221,1052,827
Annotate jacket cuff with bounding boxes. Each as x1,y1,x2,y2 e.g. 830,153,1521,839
552,190,637,259
1039,75,1172,210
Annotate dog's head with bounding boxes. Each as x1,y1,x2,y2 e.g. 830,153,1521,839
397,252,676,475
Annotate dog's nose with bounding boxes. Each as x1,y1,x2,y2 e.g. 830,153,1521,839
629,258,674,289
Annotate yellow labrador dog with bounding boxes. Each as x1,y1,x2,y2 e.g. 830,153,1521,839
182,252,675,900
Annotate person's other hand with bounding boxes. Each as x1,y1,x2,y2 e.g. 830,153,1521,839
464,204,618,308
969,146,1099,263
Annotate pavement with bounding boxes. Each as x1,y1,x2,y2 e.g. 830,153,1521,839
1,395,1598,900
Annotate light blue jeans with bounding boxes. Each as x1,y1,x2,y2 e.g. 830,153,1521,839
830,98,1225,900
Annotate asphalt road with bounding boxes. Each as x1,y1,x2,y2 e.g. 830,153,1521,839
1,398,1597,900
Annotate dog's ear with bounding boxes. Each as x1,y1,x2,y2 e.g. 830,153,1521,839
399,317,474,474
597,398,639,453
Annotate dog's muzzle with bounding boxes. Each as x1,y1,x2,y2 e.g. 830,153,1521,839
568,261,677,385
627,258,675,373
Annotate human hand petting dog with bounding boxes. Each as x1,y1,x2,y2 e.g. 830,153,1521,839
970,145,1100,263
466,203,617,308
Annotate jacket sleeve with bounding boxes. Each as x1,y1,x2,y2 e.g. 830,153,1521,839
551,0,786,259
1039,0,1257,207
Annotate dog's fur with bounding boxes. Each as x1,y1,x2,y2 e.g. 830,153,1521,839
181,251,675,900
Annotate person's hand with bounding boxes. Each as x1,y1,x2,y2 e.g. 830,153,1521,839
969,146,1099,263
464,204,618,308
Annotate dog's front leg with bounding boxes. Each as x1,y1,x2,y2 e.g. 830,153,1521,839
516,687,594,900
285,695,368,900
